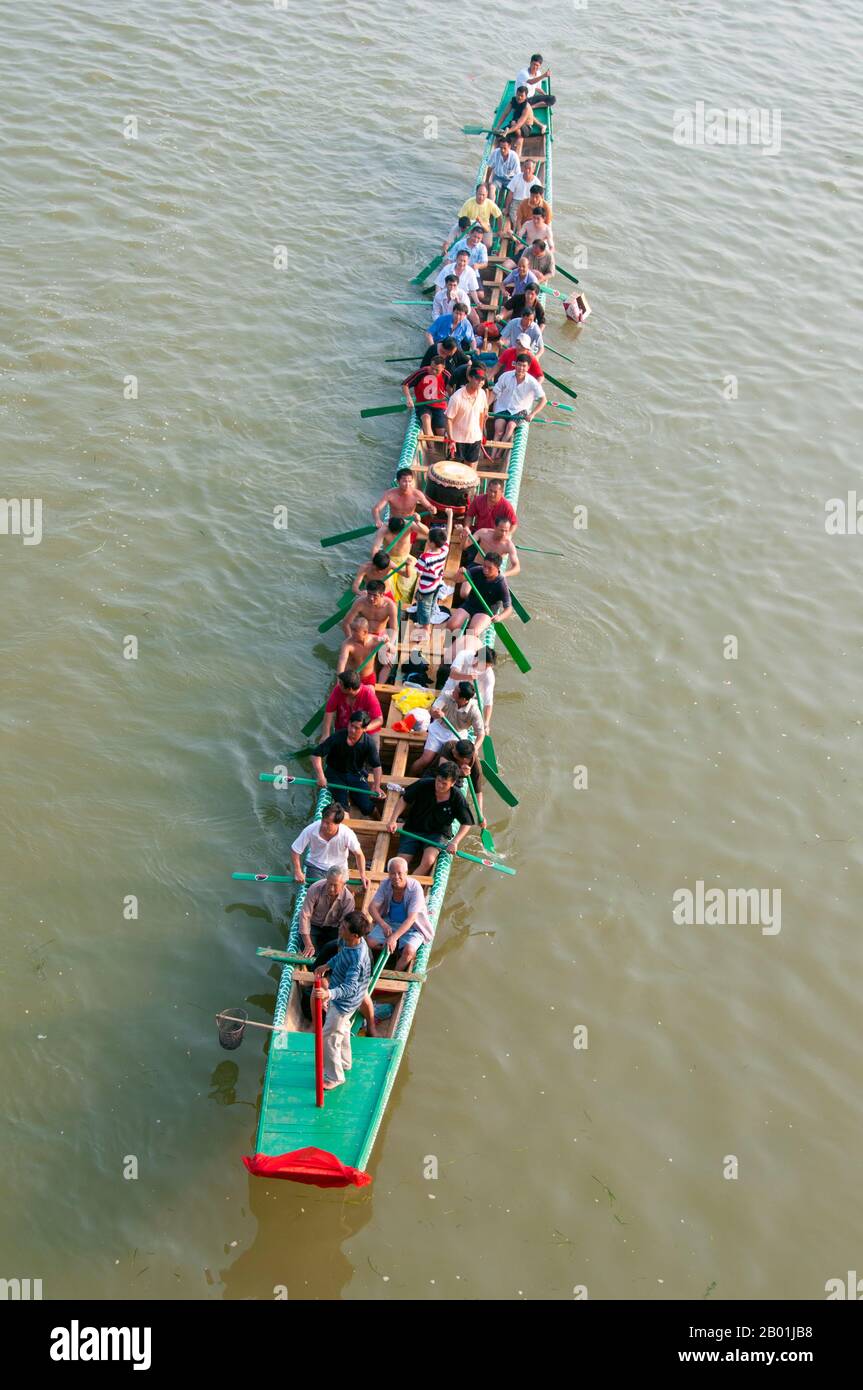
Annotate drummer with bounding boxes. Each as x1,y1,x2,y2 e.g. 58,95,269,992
372,468,434,527
445,366,488,465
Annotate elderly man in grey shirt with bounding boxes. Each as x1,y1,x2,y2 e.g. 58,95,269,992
298,866,356,958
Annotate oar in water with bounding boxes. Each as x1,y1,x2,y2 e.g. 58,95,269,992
395,828,515,875
471,679,497,774
410,253,443,286
232,871,366,886
260,771,387,800
384,356,423,364
542,369,578,401
478,757,517,809
300,640,386,738
462,125,496,136
438,713,496,853
360,397,445,420
320,522,378,548
470,535,531,625
461,570,531,674
515,543,564,557
390,300,433,306
543,344,579,368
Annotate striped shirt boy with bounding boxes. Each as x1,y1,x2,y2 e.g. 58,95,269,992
415,541,449,595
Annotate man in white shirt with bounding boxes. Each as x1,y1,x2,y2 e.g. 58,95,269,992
431,274,470,320
445,638,497,730
488,354,547,454
515,54,556,109
435,248,485,325
290,802,368,888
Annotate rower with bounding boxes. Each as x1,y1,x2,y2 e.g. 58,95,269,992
494,336,544,383
388,762,474,875
440,638,497,733
485,134,521,210
371,514,427,570
463,477,519,537
352,549,396,597
422,738,486,829
518,212,555,266
445,365,488,465
515,185,554,236
493,85,536,156
290,802,368,887
372,467,434,526
426,300,476,352
434,249,484,319
446,224,490,272
431,273,470,321
463,516,521,578
367,857,433,972
322,668,383,739
421,335,471,378
515,54,556,110
400,358,450,454
502,256,539,303
311,709,383,817
488,352,547,453
507,156,543,211
446,552,514,637
441,212,470,256
500,307,544,359
522,237,556,284
410,681,484,775
458,183,503,249
500,281,546,329
341,580,398,682
337,614,379,685
298,866,357,959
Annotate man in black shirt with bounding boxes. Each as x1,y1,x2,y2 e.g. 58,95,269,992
311,711,383,816
388,762,473,874
420,335,470,376
446,552,514,637
501,281,546,327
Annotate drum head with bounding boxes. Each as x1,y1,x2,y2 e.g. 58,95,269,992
428,461,480,488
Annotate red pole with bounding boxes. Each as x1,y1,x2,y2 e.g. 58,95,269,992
313,973,325,1108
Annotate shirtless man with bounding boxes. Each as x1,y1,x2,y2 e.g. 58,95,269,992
463,516,521,579
336,614,380,686
352,549,395,596
341,580,398,683
372,468,434,526
371,514,428,567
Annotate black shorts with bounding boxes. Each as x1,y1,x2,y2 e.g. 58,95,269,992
455,442,481,464
417,405,447,430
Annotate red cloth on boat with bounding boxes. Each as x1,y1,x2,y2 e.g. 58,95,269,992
243,1147,372,1188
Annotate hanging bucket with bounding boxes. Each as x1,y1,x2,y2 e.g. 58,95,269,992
217,1009,247,1050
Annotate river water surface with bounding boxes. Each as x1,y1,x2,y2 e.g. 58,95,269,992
2,0,862,1300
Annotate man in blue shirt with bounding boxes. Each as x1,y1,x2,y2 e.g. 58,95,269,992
426,301,476,351
314,911,373,1089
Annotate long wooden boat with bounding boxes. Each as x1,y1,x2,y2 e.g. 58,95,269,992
235,81,557,1188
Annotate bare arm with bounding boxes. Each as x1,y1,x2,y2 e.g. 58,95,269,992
335,638,351,675
291,850,305,884
309,754,327,789
353,849,369,887
341,598,362,636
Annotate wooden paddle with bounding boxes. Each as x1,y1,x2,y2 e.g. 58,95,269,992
460,570,531,674
300,641,386,738
320,523,378,548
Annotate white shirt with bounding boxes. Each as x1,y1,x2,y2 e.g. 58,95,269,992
446,657,496,710
492,369,545,416
435,262,480,296
516,66,546,100
509,170,543,203
432,285,470,318
291,820,361,871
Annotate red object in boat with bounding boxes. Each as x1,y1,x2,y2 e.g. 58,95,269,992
243,1148,372,1188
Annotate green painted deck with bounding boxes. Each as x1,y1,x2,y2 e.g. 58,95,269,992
257,1032,402,1165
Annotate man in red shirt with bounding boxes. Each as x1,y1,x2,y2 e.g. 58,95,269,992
402,355,449,455
321,670,383,739
463,478,519,537
494,340,544,381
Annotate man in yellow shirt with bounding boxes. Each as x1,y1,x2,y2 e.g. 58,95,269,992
458,183,502,248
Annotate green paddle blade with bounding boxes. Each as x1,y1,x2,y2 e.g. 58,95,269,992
515,544,563,557
555,265,580,286
300,701,327,738
480,759,518,808
542,370,578,400
232,871,293,884
410,254,443,286
360,403,410,419
462,125,495,135
384,356,422,364
480,826,496,853
495,620,532,673
320,523,377,548
318,599,354,635
510,591,531,624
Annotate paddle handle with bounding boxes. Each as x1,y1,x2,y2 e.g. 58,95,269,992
313,976,324,1107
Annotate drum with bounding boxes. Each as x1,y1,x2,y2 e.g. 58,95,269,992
425,460,480,514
